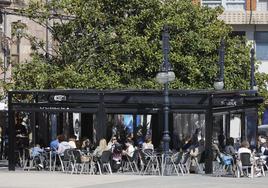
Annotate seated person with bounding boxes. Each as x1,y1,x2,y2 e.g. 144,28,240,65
142,138,154,151
93,138,109,158
31,144,45,169
260,139,268,155
260,139,268,164
237,140,254,176
212,140,221,161
81,138,94,152
50,136,59,151
57,135,71,156
68,135,77,149
108,136,118,152
225,137,237,156
122,140,135,158
238,140,252,157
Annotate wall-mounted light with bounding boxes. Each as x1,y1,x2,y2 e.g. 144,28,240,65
50,95,67,102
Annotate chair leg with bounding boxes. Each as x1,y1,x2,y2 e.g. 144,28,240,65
171,161,179,176
53,158,56,171
59,157,65,172
261,165,266,176
108,163,113,174
97,162,102,175
134,162,139,173
143,160,151,175
70,163,75,174
250,166,254,178
89,161,95,175
80,163,85,174
129,162,134,173
177,164,184,176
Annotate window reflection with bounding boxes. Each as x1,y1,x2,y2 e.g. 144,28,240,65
106,114,152,147
172,113,205,151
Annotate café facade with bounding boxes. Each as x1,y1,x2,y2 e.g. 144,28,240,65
7,89,263,173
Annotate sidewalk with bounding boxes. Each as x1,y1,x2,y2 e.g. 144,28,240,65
0,170,267,188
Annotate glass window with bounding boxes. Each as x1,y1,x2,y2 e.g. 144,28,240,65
202,0,246,10
230,31,246,38
257,0,268,11
230,114,242,149
106,114,152,147
230,115,241,139
255,32,268,60
173,113,205,151
245,111,257,148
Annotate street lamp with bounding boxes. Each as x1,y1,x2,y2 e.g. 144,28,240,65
15,23,24,64
250,47,258,90
156,26,175,158
214,39,225,90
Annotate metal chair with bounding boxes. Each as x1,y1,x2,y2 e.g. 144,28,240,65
142,149,161,175
213,153,234,177
179,152,191,174
124,149,139,174
52,153,65,172
161,152,180,176
172,152,185,175
97,150,112,175
71,149,93,174
61,149,74,173
237,153,254,178
23,148,38,171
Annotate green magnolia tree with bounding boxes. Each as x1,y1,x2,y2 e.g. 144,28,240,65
9,0,268,93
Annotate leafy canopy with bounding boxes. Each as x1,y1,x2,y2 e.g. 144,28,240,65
8,0,267,92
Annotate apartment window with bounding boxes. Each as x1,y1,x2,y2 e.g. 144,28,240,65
202,0,246,10
230,31,246,38
202,0,222,8
257,0,268,11
256,32,268,60
226,0,246,11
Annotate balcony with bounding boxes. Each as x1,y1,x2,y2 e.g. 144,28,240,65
202,0,268,24
0,0,11,7
219,11,268,24
12,0,26,6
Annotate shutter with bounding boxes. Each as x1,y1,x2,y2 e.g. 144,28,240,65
246,0,256,11
192,0,201,5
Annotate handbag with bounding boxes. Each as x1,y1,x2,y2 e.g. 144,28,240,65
80,155,91,162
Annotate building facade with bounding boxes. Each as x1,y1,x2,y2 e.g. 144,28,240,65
195,0,268,73
0,0,49,85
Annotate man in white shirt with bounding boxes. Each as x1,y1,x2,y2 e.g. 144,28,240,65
237,140,254,177
123,140,135,158
57,135,71,156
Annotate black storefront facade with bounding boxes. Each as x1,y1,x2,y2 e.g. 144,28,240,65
7,89,263,173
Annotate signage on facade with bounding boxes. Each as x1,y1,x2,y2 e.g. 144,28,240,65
213,98,242,106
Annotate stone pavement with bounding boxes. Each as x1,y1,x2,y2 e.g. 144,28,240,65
0,170,267,188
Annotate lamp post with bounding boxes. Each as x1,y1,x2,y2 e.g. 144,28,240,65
156,26,175,159
250,48,257,90
15,24,23,64
214,39,225,90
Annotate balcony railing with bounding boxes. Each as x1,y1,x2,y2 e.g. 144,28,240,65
0,0,11,7
202,0,268,24
219,11,268,24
